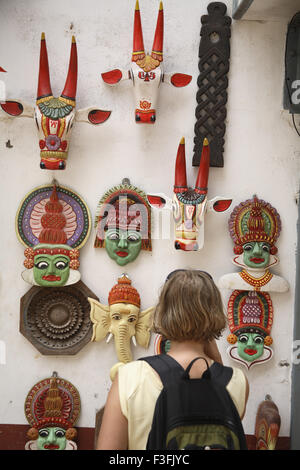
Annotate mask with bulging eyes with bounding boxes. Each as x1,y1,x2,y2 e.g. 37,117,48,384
37,427,67,451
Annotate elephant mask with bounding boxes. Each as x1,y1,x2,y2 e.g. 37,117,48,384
89,274,153,380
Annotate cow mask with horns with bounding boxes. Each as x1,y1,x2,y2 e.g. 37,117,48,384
147,138,232,251
101,1,192,124
0,34,111,170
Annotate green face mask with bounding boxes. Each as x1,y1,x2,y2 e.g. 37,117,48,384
237,332,265,362
105,228,142,266
37,427,67,450
242,242,270,269
33,254,70,287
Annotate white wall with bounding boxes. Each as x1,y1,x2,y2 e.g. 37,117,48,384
0,0,299,439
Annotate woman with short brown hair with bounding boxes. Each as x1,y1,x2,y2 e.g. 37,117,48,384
97,269,249,450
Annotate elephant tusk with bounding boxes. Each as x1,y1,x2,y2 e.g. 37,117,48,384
132,335,137,347
106,333,113,343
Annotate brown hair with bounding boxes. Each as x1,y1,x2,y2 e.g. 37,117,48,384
153,270,226,343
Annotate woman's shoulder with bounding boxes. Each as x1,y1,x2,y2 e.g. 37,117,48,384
118,358,163,390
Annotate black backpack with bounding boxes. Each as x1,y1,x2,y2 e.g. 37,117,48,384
140,354,248,450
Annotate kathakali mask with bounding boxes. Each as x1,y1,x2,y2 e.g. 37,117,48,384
218,195,289,293
89,274,153,380
0,34,111,170
25,373,80,450
94,179,152,265
147,138,232,251
101,1,192,123
16,184,91,287
227,290,274,369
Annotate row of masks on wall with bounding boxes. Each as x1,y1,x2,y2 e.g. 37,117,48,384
16,183,289,376
0,1,192,170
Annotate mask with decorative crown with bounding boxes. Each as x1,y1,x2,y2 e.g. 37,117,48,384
94,179,152,265
89,274,153,380
226,290,274,369
218,195,289,293
16,183,91,287
25,373,80,450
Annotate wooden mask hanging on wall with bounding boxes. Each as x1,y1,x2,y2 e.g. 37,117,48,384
94,179,152,266
0,34,111,169
101,1,192,124
16,183,91,287
89,274,153,380
147,138,232,251
25,372,81,450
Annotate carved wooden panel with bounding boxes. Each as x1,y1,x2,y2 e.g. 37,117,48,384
192,2,231,168
20,281,98,355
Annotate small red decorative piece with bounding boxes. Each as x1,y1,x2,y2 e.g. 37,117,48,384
147,195,166,208
1,101,23,116
39,140,45,149
213,199,232,212
88,109,111,124
170,73,192,87
101,69,123,84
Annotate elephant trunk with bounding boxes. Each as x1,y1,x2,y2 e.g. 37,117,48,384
114,324,133,364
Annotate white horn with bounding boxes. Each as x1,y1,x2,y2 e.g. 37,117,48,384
132,335,137,347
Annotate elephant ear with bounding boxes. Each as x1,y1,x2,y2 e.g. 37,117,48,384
135,306,154,349
88,298,110,342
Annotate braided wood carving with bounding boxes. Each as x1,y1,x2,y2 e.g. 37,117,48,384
193,2,231,168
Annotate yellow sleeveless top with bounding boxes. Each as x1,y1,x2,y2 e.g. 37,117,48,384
118,360,247,450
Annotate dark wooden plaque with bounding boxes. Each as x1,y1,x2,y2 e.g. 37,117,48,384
20,281,98,355
193,2,231,168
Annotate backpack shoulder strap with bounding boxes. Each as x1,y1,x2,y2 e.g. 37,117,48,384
139,354,184,386
209,362,233,387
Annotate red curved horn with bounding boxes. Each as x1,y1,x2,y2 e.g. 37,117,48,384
174,137,187,193
37,33,53,101
132,0,145,62
61,36,77,102
195,138,210,194
151,1,164,62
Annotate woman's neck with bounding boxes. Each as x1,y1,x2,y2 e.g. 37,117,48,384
168,340,207,359
167,340,212,375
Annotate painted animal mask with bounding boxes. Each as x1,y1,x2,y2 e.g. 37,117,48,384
218,195,289,293
94,179,152,265
101,1,192,123
147,137,232,251
226,290,274,369
16,184,91,287
255,398,281,450
0,34,111,169
25,373,80,450
89,274,153,380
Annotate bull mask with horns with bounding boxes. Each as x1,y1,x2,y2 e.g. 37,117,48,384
147,138,232,251
101,1,192,124
0,34,111,170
